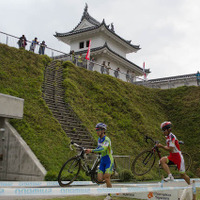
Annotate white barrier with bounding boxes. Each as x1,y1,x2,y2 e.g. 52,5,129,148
0,181,95,187
1,178,199,187
0,186,193,198
0,179,198,200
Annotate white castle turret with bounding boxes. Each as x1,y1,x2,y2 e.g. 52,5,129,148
54,4,144,81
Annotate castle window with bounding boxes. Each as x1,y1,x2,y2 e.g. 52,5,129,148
86,40,90,47
79,42,84,49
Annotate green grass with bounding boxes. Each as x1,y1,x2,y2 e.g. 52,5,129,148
0,44,199,181
62,61,200,179
0,44,73,178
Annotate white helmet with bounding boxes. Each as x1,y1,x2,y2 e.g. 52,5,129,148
95,123,107,130
160,121,172,131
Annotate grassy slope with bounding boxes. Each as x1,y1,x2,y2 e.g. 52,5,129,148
158,87,200,172
62,62,200,178
0,44,199,180
0,44,73,177
62,62,167,156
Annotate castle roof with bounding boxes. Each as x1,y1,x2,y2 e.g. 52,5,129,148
54,4,140,51
73,42,143,74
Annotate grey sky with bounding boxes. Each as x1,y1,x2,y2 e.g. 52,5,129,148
1,0,200,79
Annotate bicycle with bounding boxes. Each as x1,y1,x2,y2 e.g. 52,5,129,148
58,141,105,187
131,135,192,176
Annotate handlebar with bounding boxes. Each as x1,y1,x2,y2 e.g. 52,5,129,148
145,135,156,144
144,135,184,145
70,141,85,151
179,141,184,145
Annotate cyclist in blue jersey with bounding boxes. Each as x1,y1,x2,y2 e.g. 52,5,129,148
85,123,114,189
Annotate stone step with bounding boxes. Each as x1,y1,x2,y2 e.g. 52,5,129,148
50,110,77,118
48,107,75,114
43,84,64,90
42,61,95,149
65,130,92,138
45,100,66,107
66,133,91,140
70,139,95,147
62,125,85,132
66,129,91,136
44,94,65,99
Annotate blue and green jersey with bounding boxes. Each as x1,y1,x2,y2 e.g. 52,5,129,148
92,135,114,173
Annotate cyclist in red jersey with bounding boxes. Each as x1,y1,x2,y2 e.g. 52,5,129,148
156,121,190,184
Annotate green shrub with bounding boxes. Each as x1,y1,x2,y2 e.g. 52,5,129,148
77,171,90,181
119,169,133,182
45,171,58,181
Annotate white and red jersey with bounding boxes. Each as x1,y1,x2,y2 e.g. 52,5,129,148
166,132,181,153
166,132,185,172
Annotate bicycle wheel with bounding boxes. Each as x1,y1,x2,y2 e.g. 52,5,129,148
182,152,192,171
132,150,156,176
91,160,105,184
58,156,81,187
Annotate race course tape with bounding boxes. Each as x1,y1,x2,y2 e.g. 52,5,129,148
0,181,95,187
0,178,199,187
0,186,192,197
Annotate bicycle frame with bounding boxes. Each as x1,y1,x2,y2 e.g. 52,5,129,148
145,135,191,171
145,136,161,158
70,141,101,179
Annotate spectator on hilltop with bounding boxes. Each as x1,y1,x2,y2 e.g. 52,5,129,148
17,35,27,49
29,37,39,53
101,61,106,74
126,70,130,82
195,71,200,86
105,62,111,75
114,67,120,78
130,71,136,83
89,57,95,71
77,53,83,67
70,50,76,64
39,41,46,55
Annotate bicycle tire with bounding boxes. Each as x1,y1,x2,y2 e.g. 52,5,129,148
58,156,81,187
182,152,192,172
132,150,156,176
91,160,105,184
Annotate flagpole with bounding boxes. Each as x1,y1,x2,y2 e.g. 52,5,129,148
143,62,146,81
85,40,91,69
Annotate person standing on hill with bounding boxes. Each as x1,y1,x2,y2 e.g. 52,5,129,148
101,61,106,74
114,67,120,78
29,37,39,52
17,35,27,49
195,71,200,86
70,50,76,64
77,53,83,67
85,123,114,200
39,41,46,55
156,121,190,185
89,57,95,71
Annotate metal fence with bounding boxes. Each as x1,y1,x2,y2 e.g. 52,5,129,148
0,30,145,83
0,31,67,58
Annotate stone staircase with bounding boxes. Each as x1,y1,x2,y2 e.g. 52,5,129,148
42,60,96,149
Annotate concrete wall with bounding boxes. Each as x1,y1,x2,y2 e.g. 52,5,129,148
136,74,198,89
0,93,24,119
0,93,47,180
0,120,46,180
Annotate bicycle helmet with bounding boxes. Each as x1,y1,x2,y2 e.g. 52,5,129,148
160,121,172,131
95,123,107,130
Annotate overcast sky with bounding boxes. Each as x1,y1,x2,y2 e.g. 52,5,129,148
1,0,200,79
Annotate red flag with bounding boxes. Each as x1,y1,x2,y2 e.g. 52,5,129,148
143,62,146,80
85,40,91,60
